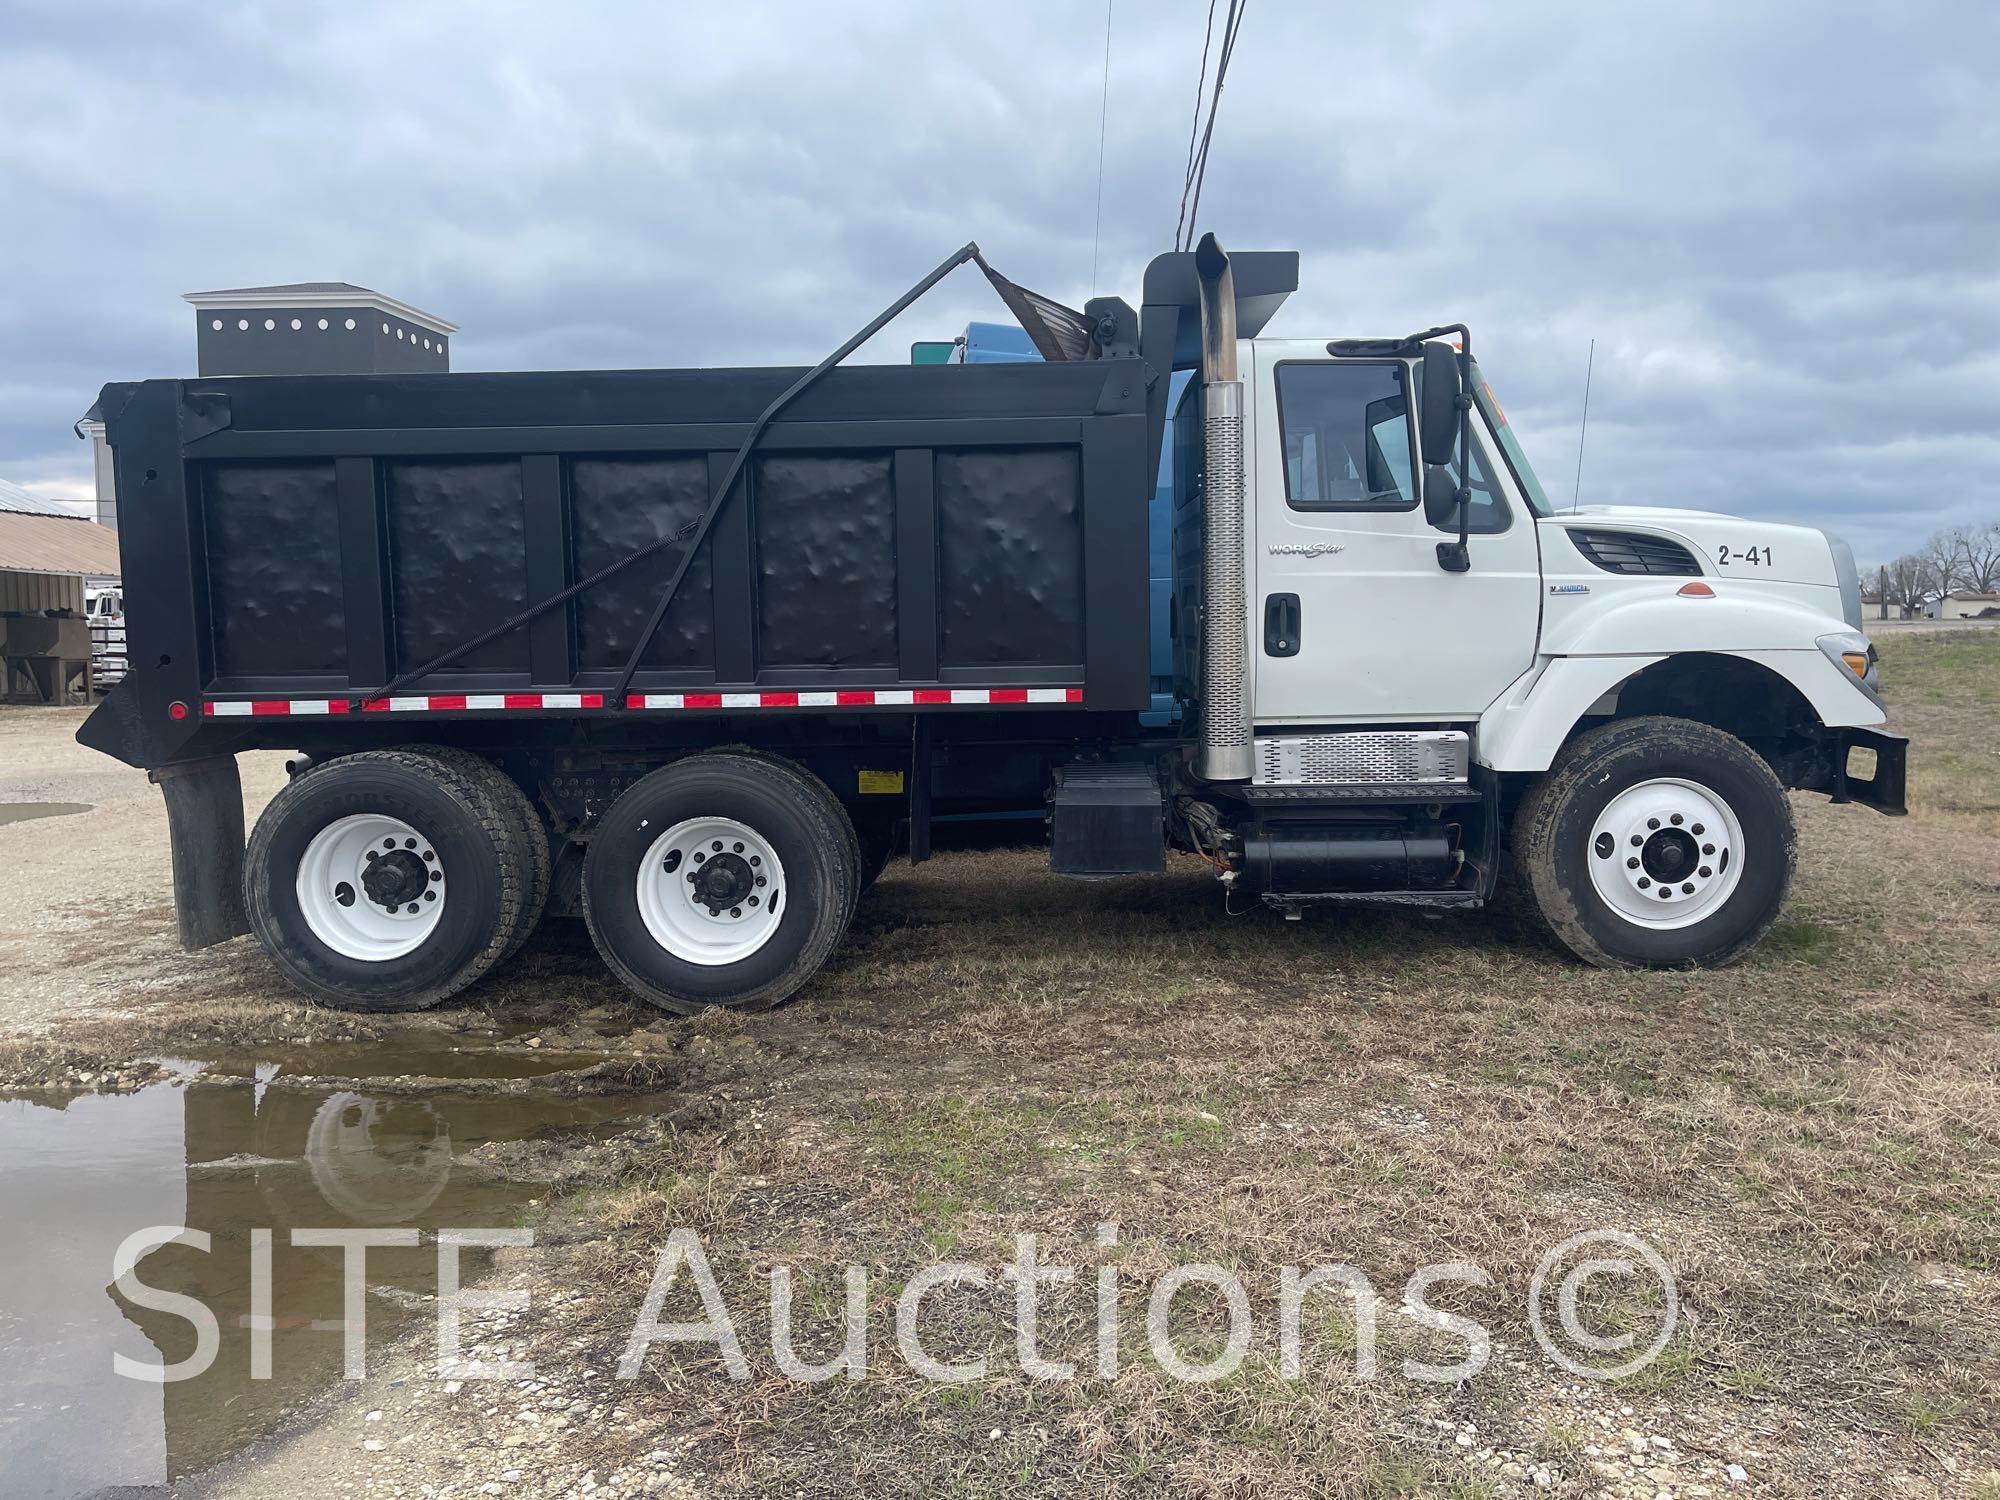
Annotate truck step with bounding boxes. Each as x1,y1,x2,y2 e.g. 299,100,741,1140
1252,730,1469,790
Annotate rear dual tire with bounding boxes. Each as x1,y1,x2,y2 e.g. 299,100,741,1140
244,750,524,1011
582,753,858,1014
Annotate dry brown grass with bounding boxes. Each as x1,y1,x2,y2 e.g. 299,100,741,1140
471,636,2000,1498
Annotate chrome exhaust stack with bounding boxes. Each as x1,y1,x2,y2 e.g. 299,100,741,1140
1194,232,1252,782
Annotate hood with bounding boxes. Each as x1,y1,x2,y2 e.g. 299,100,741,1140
1540,507,1858,626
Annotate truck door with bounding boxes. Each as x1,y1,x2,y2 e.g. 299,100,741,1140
1246,341,1542,725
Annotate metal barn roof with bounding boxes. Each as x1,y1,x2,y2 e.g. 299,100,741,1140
0,510,122,576
0,477,82,518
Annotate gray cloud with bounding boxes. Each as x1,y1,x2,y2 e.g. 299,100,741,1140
1,0,1992,559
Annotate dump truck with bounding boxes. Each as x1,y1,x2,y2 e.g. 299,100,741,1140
77,238,1907,1014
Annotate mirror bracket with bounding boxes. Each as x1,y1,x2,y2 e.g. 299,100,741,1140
1436,541,1470,573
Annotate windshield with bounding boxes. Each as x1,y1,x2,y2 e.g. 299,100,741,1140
1468,360,1553,518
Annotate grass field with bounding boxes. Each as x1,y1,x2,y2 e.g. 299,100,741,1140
480,629,1998,1498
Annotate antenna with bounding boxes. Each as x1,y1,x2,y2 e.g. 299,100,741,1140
1570,337,1595,512
1090,0,1113,295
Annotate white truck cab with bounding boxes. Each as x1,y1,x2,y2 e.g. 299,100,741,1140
1166,244,1901,969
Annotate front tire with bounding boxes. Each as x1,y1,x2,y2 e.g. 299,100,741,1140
1512,716,1794,968
244,750,523,1010
582,753,856,1013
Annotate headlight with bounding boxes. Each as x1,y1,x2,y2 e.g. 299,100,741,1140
1817,629,1882,705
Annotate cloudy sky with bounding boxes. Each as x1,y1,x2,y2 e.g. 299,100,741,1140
2,1,1993,562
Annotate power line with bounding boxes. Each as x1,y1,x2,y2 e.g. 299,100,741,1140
1168,0,1216,253
1177,0,1249,252
1090,0,1113,295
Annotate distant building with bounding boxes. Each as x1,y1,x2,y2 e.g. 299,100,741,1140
1930,590,2000,621
0,481,122,701
77,282,457,532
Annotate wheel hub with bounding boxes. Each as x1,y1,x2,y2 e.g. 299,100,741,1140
635,816,786,967
1585,777,1745,931
691,851,754,912
362,848,430,909
296,814,447,961
1640,827,1698,883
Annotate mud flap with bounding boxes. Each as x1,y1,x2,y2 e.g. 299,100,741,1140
150,755,250,949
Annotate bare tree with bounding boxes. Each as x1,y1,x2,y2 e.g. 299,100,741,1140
1881,554,1941,618
1946,522,2000,594
1920,531,1963,595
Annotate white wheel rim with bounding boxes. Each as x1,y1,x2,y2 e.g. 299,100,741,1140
296,813,447,961
635,816,786,966
1586,777,1746,931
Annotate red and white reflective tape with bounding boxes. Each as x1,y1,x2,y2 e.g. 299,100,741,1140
200,687,1080,717
623,687,1082,710
203,692,605,717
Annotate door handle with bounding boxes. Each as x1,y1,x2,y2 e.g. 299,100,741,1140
1264,593,1301,657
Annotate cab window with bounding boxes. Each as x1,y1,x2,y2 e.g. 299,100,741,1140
1431,431,1512,536
1273,362,1417,512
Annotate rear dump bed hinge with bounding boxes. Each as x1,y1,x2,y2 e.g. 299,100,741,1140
1050,763,1166,879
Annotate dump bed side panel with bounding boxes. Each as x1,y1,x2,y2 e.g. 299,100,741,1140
83,361,1152,768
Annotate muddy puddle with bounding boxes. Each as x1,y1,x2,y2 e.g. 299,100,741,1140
0,1039,678,1497
0,800,91,827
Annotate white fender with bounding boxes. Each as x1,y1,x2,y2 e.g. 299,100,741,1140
1480,590,1885,773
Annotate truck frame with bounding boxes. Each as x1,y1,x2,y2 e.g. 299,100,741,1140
79,238,1908,1014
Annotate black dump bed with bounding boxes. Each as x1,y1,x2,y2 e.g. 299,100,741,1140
81,358,1154,769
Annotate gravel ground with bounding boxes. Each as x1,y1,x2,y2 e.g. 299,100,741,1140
0,706,286,1036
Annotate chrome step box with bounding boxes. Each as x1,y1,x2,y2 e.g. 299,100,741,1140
1252,730,1470,789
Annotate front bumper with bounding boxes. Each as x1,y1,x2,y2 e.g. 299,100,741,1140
1830,726,1908,816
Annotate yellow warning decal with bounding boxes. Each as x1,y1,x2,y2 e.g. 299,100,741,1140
857,770,905,795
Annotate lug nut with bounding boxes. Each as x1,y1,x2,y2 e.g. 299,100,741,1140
1631,835,1643,847
405,903,419,914
732,841,744,853
1647,817,1660,830
1626,857,1640,869
712,841,722,852
383,838,396,850
1702,843,1716,855
1698,865,1712,878
1669,813,1683,826
755,875,767,887
1691,823,1705,836
749,855,761,867
1637,877,1651,889
730,907,742,918
1681,882,1695,894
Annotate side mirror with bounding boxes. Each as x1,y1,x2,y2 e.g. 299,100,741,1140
1423,465,1460,529
1419,341,1461,467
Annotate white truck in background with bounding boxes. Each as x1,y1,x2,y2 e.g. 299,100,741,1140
84,583,127,689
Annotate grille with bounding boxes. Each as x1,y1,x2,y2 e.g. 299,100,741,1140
1566,528,1702,576
1253,731,1470,787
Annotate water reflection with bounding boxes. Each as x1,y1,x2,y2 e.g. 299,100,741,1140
0,1075,672,1497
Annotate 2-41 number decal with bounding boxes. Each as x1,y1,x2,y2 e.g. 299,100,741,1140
1717,543,1773,566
